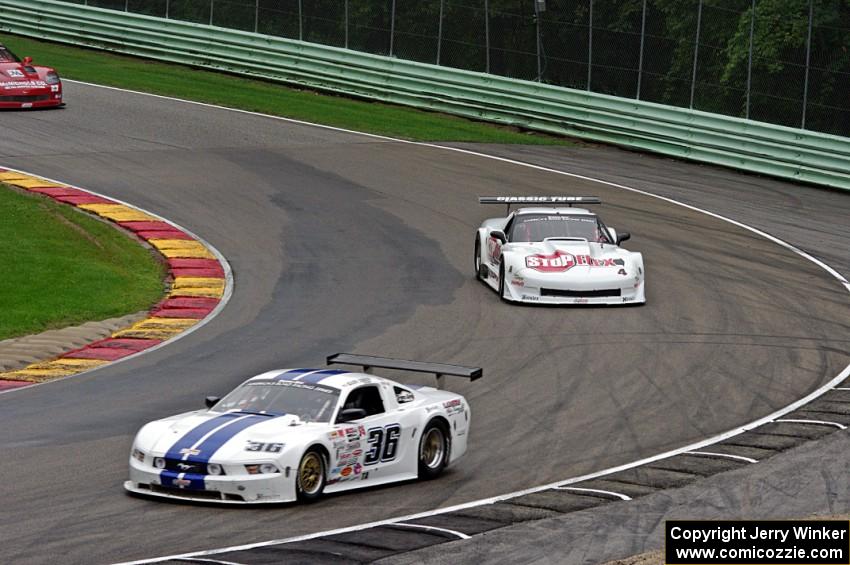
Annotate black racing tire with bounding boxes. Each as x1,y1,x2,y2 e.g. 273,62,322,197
296,448,326,502
474,237,485,281
418,420,449,480
498,263,510,303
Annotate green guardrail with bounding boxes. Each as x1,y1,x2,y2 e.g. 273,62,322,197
2,0,849,190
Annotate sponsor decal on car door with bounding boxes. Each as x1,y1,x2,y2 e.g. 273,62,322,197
487,236,502,265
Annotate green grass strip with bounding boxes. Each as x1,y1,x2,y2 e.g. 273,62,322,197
0,185,165,341
1,33,569,145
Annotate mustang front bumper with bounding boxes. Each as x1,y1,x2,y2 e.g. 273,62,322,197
125,457,297,504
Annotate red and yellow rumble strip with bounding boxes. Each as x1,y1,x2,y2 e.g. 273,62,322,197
0,169,228,390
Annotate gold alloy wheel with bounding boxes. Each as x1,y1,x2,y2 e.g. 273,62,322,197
420,427,445,469
298,451,323,494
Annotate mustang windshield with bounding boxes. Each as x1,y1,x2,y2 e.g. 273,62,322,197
213,380,340,423
0,46,21,63
509,214,610,243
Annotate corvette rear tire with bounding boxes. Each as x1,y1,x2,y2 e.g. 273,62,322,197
418,420,449,480
296,448,326,502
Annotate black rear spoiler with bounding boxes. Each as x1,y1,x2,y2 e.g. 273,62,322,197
479,196,601,214
327,353,482,390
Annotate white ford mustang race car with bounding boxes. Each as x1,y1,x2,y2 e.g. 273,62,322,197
125,354,480,504
474,196,646,305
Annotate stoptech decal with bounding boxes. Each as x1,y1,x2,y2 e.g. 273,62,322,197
525,251,617,272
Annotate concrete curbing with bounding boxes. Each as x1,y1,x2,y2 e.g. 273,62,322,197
0,167,231,391
0,311,148,372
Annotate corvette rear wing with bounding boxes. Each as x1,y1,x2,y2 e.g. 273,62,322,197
327,353,482,390
479,196,601,214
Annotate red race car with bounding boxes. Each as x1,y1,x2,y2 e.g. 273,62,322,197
0,43,63,109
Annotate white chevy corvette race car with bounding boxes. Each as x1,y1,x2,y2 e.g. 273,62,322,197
125,354,481,504
474,196,646,305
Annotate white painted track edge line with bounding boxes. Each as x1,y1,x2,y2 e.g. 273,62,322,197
685,451,758,464
121,368,850,564
49,81,848,565
773,418,847,430
65,80,402,145
0,165,234,395
555,486,631,501
180,559,246,565
392,523,471,539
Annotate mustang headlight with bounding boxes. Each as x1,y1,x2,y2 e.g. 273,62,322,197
207,463,223,475
245,463,279,474
132,448,145,463
45,71,60,85
154,457,166,469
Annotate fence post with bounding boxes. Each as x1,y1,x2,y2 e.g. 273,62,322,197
745,0,754,119
485,0,490,73
124,0,128,12
532,0,541,80
437,0,444,64
389,0,396,55
254,0,259,33
689,0,703,108
209,0,214,25
298,0,303,40
801,0,813,128
636,0,646,99
587,0,593,90
165,0,169,19
345,0,349,49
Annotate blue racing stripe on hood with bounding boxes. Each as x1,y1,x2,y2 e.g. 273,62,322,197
184,414,279,463
164,413,243,461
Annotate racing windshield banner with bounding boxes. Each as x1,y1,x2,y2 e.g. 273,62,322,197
665,520,849,564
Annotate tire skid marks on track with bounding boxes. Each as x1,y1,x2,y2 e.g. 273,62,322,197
54,82,849,564
0,167,232,391
114,165,850,565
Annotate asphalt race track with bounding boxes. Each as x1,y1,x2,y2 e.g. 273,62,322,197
1,82,849,564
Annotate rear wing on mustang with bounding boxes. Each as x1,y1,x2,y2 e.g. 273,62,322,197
479,196,601,214
327,353,482,390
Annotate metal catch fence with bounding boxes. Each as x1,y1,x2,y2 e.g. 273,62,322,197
67,0,850,137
